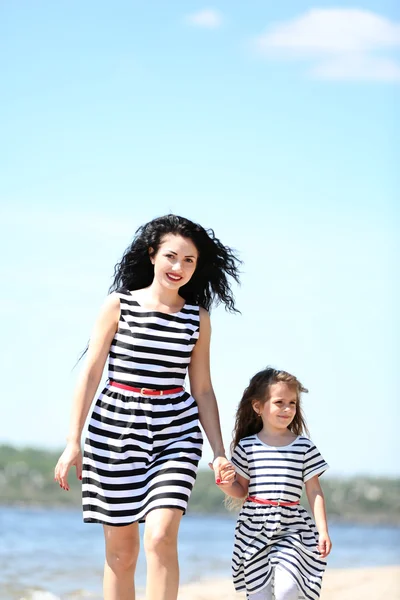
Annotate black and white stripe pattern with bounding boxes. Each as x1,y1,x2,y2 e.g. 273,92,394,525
231,435,328,599
82,290,203,525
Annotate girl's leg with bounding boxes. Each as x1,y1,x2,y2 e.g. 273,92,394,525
103,522,140,600
143,508,183,600
274,567,299,600
247,581,273,600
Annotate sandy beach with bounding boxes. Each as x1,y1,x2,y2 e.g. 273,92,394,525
165,565,400,600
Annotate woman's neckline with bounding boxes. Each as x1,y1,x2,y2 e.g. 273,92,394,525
128,291,186,316
255,433,300,449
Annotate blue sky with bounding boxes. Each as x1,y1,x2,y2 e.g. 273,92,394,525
0,1,399,476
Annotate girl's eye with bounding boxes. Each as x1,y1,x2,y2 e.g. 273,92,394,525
165,254,175,259
186,258,194,263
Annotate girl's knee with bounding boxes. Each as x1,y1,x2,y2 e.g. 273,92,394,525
274,568,299,600
247,581,272,600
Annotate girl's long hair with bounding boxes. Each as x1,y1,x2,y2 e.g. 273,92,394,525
231,367,309,455
109,214,241,312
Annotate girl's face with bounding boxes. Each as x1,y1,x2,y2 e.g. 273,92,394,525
150,233,198,290
254,382,297,430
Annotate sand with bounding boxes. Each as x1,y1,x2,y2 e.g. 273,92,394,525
169,565,400,600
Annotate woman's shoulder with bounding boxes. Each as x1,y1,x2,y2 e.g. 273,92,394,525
100,291,121,308
113,287,131,297
198,306,209,318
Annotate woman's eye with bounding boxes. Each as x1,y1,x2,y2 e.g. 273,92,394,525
186,258,194,263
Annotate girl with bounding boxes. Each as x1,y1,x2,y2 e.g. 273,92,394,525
54,214,239,600
219,368,331,600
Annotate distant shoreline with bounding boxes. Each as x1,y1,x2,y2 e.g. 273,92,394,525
1,502,400,527
1,445,399,524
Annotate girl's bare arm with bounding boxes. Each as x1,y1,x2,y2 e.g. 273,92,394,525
305,475,332,558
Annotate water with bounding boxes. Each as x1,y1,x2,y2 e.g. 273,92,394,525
0,507,399,600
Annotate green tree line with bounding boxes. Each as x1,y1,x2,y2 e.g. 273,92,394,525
1,445,399,523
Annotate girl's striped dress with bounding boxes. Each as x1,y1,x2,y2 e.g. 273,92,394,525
82,289,203,525
231,435,328,600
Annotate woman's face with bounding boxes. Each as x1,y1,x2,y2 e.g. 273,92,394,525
150,233,199,290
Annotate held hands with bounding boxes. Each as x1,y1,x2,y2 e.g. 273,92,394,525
317,531,332,558
54,442,82,491
208,456,236,485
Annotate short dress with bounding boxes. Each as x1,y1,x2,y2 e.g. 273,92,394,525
231,435,329,600
82,289,203,525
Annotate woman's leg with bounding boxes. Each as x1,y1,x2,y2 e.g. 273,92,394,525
103,522,140,600
143,508,183,600
274,567,299,600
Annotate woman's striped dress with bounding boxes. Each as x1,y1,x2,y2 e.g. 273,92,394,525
82,289,203,525
231,435,328,600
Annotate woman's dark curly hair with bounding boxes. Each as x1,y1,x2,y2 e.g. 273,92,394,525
109,214,241,312
232,367,309,453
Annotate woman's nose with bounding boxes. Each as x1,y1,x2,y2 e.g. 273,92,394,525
171,263,183,272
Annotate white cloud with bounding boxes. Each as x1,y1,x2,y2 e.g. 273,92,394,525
311,53,400,81
254,8,400,81
185,9,223,29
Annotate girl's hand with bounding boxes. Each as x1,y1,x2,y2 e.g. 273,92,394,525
208,457,236,485
54,442,82,491
317,531,332,558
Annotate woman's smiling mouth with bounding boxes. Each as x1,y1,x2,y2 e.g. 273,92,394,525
166,273,183,282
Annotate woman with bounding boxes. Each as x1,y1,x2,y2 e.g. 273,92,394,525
54,214,241,600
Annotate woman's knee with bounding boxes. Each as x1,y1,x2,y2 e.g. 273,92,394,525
104,525,140,574
144,526,178,557
105,546,138,574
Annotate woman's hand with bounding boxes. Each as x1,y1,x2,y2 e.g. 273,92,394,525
209,456,236,485
317,531,332,558
54,442,82,491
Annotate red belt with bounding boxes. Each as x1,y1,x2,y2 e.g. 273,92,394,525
247,496,300,507
109,380,184,396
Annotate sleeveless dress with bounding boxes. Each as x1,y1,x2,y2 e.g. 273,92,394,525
82,289,203,525
231,435,328,600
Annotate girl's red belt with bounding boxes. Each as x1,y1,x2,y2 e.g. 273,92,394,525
247,496,300,507
109,380,184,396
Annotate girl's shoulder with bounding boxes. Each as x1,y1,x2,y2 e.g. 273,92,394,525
237,435,315,449
295,435,313,445
294,436,321,453
236,434,257,449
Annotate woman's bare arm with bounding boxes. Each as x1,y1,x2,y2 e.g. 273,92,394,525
54,293,120,490
188,308,234,483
